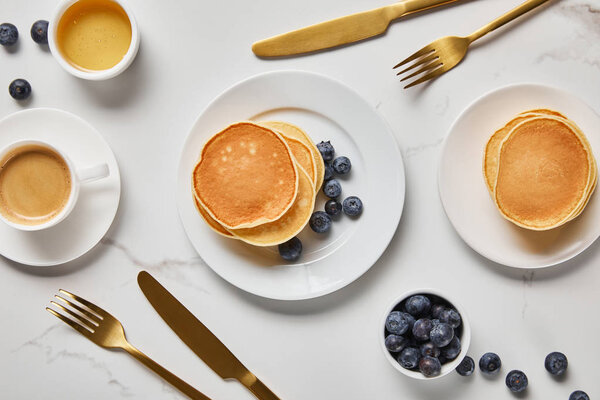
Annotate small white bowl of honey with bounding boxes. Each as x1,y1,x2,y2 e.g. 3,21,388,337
48,0,140,80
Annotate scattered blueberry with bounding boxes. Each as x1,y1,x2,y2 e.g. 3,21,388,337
441,336,461,360
439,308,461,329
570,391,590,400
8,79,31,100
278,237,302,261
544,352,568,376
405,295,431,317
419,356,442,377
342,196,363,216
412,318,433,341
316,141,335,161
324,163,334,181
385,311,413,335
430,323,454,348
309,211,331,233
420,342,440,358
479,352,501,374
385,334,408,353
323,179,342,199
0,23,18,46
505,370,528,393
30,20,48,44
456,356,475,376
332,156,351,175
324,199,342,217
431,304,446,319
398,347,420,370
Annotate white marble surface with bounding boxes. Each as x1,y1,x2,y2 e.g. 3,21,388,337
1,0,599,398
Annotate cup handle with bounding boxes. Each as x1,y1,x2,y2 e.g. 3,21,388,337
77,163,109,184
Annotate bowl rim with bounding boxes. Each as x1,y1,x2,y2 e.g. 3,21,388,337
47,0,140,81
379,288,471,380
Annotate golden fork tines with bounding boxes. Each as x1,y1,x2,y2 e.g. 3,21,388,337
394,0,552,88
47,289,211,400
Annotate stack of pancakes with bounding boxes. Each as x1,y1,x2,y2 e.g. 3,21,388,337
483,109,597,230
192,121,324,246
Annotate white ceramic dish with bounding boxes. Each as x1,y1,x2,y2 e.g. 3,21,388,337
0,109,120,266
380,289,471,380
48,0,140,80
439,83,600,269
177,70,405,300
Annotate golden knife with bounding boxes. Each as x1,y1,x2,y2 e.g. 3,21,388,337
137,271,281,400
252,0,462,57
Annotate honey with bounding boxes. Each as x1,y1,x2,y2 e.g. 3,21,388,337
56,0,132,71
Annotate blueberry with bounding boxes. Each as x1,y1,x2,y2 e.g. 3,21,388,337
544,352,568,376
570,391,590,400
9,79,31,100
30,20,48,44
385,334,408,353
439,308,461,329
456,356,475,376
405,295,431,317
309,211,331,233
431,304,446,319
431,319,441,327
420,342,440,358
505,370,528,393
324,163,334,181
0,23,18,46
385,311,413,335
323,179,342,199
278,237,302,261
324,200,342,217
429,323,454,348
398,347,420,370
412,318,433,341
342,196,363,216
441,336,461,360
316,141,335,161
332,156,351,175
479,352,501,374
419,356,441,377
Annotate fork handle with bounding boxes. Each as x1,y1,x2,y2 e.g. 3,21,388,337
123,344,211,400
467,0,552,43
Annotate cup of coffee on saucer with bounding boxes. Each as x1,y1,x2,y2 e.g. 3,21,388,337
0,140,109,231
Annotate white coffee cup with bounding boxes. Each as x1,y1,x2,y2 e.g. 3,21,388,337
0,140,109,231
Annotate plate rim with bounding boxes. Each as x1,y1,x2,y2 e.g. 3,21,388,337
438,82,600,269
176,69,405,300
0,107,121,267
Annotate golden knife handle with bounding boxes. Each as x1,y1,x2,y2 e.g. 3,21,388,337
245,377,281,400
124,344,212,400
467,0,552,42
402,0,462,16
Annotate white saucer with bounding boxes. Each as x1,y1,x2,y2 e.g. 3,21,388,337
439,83,600,269
177,70,405,300
0,108,121,266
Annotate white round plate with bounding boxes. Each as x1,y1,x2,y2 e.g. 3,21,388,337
439,83,600,268
177,70,405,300
0,108,121,266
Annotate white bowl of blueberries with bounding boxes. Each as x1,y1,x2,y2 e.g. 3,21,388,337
381,289,471,380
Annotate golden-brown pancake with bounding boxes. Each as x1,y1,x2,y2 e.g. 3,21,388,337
192,121,298,229
494,116,593,230
228,166,315,246
193,195,234,238
261,121,325,190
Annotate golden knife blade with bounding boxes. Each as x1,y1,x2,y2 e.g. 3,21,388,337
137,271,281,400
252,0,462,57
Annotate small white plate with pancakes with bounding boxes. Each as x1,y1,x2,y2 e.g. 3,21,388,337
439,83,600,269
177,70,405,300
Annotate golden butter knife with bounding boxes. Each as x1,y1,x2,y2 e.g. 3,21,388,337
138,271,281,400
252,0,462,57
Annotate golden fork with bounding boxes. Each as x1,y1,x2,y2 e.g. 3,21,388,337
394,0,552,88
46,289,211,400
